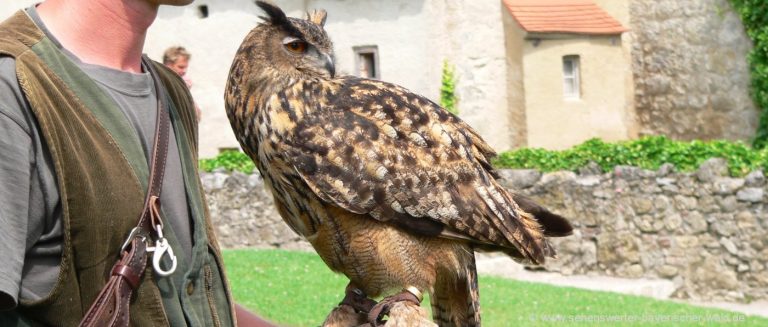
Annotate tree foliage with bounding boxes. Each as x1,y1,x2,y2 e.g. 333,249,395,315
729,0,768,148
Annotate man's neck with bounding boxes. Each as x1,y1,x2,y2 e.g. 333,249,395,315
36,0,159,73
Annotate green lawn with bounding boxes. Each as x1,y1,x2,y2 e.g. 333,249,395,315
223,249,767,326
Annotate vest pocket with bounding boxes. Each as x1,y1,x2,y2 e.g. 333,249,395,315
204,245,233,327
204,264,222,327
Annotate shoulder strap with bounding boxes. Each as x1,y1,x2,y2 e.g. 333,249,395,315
79,56,172,327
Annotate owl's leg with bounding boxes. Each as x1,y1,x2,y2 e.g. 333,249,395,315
322,283,377,327
368,287,435,327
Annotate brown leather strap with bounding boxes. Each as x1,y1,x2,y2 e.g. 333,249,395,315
367,290,421,327
79,56,171,327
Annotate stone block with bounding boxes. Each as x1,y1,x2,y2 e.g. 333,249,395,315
676,236,699,249
578,161,602,176
691,256,740,291
735,210,756,229
657,265,679,278
657,163,676,176
712,218,738,237
656,177,676,186
673,195,698,211
575,175,601,187
540,171,576,186
696,158,729,182
597,232,640,264
664,213,682,231
719,238,738,255
713,177,745,195
620,264,645,279
633,215,662,233
632,198,654,214
614,165,648,180
716,196,738,212
736,188,763,203
682,211,708,234
744,170,765,187
247,173,264,189
496,169,541,190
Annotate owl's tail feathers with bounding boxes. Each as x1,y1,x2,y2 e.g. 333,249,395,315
431,249,481,327
512,193,573,237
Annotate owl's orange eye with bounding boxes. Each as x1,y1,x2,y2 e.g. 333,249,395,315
285,40,308,54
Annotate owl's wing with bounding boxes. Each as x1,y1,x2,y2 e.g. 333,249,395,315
280,77,548,263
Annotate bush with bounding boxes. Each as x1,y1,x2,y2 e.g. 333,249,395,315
494,136,768,176
440,60,458,115
199,150,255,173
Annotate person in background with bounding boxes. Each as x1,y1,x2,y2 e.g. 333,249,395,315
164,45,202,122
0,0,270,325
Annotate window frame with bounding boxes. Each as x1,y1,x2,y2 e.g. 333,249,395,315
353,45,380,79
562,55,581,100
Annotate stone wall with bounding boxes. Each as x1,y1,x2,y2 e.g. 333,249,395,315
629,0,759,142
202,160,768,302
499,159,767,303
202,170,312,251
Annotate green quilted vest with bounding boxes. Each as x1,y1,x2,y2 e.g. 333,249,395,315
0,10,236,327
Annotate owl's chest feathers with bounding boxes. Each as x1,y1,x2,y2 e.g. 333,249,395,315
250,85,326,237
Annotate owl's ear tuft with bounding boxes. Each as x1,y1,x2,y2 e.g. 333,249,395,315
306,9,328,27
255,1,290,26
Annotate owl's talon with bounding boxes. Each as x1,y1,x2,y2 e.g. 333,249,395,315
340,285,378,314
367,288,422,326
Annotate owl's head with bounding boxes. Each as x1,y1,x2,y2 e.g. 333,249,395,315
244,1,335,81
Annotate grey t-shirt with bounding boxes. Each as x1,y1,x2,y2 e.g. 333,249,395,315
0,7,193,310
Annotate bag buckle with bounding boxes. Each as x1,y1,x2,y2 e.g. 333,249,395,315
146,224,178,277
121,227,146,252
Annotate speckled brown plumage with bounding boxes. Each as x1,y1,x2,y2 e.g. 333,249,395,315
225,2,573,326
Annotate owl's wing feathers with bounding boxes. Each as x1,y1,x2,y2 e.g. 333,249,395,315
280,77,549,263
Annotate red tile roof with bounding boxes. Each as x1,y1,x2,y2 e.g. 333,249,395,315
503,0,627,35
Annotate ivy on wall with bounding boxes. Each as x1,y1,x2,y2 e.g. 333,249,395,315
440,60,459,115
729,0,768,148
493,136,768,177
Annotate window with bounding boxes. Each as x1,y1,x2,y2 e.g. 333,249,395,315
353,46,379,79
563,55,580,99
197,5,209,18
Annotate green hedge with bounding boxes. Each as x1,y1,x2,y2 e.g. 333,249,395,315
729,0,768,148
201,136,767,176
494,136,767,177
200,150,255,173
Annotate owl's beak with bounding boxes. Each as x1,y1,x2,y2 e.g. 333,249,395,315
323,53,335,78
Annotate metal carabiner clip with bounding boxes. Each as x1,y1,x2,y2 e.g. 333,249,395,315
146,224,178,277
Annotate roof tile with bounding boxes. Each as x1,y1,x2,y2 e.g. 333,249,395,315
503,0,627,35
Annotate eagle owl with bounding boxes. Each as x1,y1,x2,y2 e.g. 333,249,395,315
225,2,573,326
